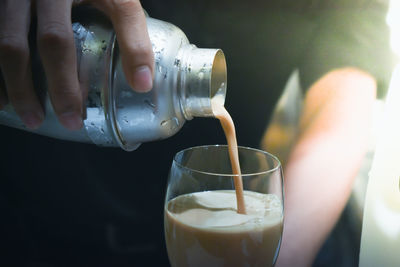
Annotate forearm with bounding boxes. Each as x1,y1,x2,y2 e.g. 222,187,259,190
275,68,377,267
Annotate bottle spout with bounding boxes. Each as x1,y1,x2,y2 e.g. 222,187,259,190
180,47,227,119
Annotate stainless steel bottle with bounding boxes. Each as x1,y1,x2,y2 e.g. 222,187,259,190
0,14,227,151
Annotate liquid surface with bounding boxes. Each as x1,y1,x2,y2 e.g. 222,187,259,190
165,190,283,267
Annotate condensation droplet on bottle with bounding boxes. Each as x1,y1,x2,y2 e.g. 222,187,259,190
160,117,179,131
144,99,156,109
154,50,161,59
171,117,179,129
101,40,107,51
174,58,181,67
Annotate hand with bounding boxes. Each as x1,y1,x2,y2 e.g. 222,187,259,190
0,0,154,130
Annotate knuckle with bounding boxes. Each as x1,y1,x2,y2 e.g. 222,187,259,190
50,86,82,107
128,42,153,61
131,43,150,55
110,0,141,13
52,86,81,99
0,34,29,60
53,100,81,115
53,101,81,116
38,21,72,50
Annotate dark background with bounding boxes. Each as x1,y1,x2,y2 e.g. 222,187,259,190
0,1,393,266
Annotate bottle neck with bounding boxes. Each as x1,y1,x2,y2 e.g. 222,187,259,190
178,45,227,120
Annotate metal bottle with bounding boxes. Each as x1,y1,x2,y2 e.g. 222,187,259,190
0,13,227,151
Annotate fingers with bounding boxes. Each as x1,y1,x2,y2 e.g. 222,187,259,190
94,0,154,92
36,0,83,130
0,0,44,129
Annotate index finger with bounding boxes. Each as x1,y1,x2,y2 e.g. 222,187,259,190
94,0,154,93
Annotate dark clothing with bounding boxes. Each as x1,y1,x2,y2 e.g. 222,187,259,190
0,1,394,266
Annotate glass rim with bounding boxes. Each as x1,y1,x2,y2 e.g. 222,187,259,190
173,144,282,177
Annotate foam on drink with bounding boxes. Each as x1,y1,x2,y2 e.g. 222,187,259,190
165,190,283,267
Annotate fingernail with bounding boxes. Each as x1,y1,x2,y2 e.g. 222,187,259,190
59,111,83,131
22,112,43,130
131,65,153,92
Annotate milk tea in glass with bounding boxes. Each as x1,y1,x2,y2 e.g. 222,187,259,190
164,145,284,267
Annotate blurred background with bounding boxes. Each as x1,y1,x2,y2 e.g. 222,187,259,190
0,0,399,266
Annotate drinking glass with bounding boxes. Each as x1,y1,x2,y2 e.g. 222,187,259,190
164,145,284,267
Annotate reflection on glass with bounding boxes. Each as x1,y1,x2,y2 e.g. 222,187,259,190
164,145,284,267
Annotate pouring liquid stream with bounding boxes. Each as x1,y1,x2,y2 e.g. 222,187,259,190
213,104,246,214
